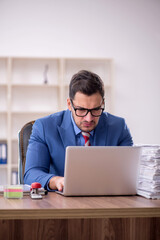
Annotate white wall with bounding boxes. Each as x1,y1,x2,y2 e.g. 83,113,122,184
0,0,160,144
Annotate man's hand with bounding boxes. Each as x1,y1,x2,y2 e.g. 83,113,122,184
49,176,64,191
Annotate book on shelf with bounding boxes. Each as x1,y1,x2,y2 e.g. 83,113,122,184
0,143,7,164
11,170,18,185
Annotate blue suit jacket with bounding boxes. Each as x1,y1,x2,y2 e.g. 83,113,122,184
24,110,133,188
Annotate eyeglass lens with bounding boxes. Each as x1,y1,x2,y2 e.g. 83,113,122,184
75,108,103,117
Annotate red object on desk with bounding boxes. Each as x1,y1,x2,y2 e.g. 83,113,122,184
30,182,41,190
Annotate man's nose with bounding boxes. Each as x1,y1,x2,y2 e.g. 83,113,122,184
84,111,94,121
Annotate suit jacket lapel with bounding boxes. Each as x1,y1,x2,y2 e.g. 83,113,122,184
58,110,109,148
57,110,76,149
93,113,108,146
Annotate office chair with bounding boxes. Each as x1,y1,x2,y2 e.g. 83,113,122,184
18,120,35,184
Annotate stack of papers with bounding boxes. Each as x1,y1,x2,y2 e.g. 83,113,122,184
137,145,160,199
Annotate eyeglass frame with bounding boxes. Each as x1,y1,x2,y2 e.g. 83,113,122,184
70,99,105,117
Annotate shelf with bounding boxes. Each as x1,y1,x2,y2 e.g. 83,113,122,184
0,139,7,143
0,58,7,85
0,114,7,140
12,58,59,85
0,164,7,169
0,111,7,114
11,83,59,87
0,168,7,185
11,86,59,112
11,111,55,115
11,113,46,140
0,56,114,184
0,86,7,112
11,164,18,169
11,141,18,165
11,138,18,142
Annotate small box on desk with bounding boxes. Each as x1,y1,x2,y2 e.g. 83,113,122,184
3,185,23,199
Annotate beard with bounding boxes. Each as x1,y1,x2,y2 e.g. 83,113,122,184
77,120,98,132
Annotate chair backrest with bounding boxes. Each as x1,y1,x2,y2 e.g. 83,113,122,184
18,121,35,184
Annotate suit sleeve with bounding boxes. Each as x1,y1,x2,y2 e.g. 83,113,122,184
118,119,133,146
24,120,54,188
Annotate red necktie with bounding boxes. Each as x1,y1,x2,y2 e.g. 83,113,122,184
81,132,91,146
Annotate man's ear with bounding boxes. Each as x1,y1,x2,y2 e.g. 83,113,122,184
102,98,105,108
67,98,72,111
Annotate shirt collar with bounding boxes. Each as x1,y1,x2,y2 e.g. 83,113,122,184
70,112,94,136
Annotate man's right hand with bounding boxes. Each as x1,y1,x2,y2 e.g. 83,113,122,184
49,176,64,191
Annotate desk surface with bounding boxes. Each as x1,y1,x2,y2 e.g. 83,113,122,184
1,193,160,220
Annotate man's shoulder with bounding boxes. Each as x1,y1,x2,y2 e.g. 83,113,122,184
35,110,70,126
102,112,125,124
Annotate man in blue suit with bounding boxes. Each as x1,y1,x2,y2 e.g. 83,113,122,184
24,70,133,191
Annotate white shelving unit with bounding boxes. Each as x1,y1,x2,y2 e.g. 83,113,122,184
0,57,114,185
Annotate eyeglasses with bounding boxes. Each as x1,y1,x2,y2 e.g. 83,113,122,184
70,99,104,117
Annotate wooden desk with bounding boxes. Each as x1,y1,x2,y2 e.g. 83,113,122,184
0,193,160,240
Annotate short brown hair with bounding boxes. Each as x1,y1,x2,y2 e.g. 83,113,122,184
69,70,104,100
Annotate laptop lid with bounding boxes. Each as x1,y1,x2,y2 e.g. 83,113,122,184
61,146,142,196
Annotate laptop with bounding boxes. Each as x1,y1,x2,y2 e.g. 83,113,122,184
56,146,142,196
